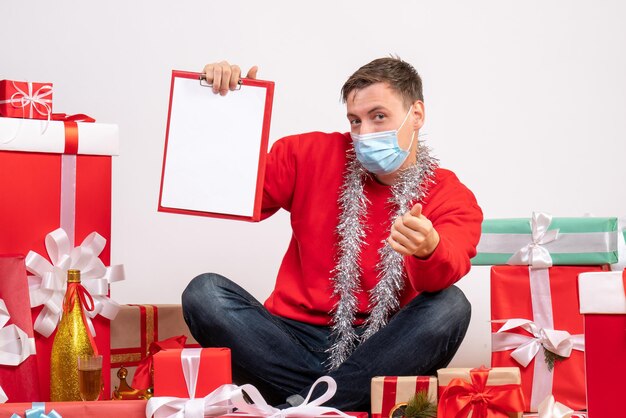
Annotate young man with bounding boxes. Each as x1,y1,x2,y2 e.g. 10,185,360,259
182,57,482,411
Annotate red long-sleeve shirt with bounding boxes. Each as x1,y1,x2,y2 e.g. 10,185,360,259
261,131,483,326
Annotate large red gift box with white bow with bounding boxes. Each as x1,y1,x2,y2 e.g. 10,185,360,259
0,115,119,401
490,265,608,412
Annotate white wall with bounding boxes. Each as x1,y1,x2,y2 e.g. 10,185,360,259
2,0,625,367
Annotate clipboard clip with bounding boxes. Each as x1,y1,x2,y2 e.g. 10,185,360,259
199,74,242,90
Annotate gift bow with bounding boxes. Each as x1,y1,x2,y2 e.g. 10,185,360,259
492,319,584,367
437,367,525,418
0,298,36,366
26,228,124,337
133,335,188,390
146,348,353,418
9,402,62,418
0,81,53,120
536,395,585,418
507,212,559,268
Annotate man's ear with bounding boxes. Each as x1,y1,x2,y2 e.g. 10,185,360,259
411,100,425,131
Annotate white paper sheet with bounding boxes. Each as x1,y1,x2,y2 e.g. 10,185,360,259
160,76,269,218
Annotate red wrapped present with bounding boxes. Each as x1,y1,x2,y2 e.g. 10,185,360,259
438,367,525,418
110,304,200,395
490,265,608,412
578,269,626,418
0,256,39,403
153,347,231,398
0,400,147,418
0,115,119,401
0,80,53,120
371,376,437,418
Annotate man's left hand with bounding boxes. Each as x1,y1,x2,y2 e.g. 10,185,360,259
387,203,440,258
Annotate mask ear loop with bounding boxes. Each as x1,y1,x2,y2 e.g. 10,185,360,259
398,105,415,152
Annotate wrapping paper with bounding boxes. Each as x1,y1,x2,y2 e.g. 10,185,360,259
0,256,40,402
370,376,437,418
110,304,199,394
490,266,607,412
472,215,617,266
153,348,231,398
437,367,524,418
0,120,118,400
0,400,147,417
578,270,626,418
0,80,53,120
0,116,118,155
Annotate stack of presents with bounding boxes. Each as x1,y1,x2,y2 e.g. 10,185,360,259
0,78,624,418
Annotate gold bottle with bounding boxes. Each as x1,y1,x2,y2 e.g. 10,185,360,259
50,269,95,401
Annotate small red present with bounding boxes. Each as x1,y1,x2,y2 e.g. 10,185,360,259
0,80,53,120
578,269,626,418
0,255,40,403
437,367,525,418
490,265,607,412
371,376,437,418
153,347,231,398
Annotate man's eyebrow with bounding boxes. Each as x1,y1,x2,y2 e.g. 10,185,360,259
347,106,389,119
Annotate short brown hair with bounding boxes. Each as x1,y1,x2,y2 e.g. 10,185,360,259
341,57,423,107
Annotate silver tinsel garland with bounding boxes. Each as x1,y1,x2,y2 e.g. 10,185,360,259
327,142,438,370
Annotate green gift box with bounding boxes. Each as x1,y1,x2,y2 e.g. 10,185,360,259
471,213,618,266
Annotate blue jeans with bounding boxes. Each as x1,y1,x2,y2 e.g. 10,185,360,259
182,273,470,412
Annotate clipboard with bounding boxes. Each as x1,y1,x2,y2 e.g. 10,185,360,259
158,70,274,222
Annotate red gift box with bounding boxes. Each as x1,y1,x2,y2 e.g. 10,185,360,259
490,265,608,412
578,269,626,418
0,116,119,401
437,367,525,418
0,255,40,402
153,348,232,398
0,400,147,418
370,376,437,418
0,80,53,120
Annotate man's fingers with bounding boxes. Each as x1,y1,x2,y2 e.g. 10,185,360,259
389,229,417,253
410,203,422,217
230,65,242,91
202,64,216,84
212,65,223,94
246,66,259,79
387,237,412,256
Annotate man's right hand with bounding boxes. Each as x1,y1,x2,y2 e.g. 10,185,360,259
202,61,259,96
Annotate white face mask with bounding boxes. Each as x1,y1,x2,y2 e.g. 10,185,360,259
350,107,414,174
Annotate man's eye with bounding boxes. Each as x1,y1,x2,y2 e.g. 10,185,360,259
374,113,385,120
350,119,361,125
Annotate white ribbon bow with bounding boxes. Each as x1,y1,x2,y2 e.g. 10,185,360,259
492,318,584,367
0,298,36,366
537,395,585,418
507,212,560,268
0,81,53,119
146,349,353,418
26,228,124,337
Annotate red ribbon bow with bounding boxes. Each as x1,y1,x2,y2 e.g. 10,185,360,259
63,281,99,355
131,335,188,389
51,112,96,154
438,367,525,418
